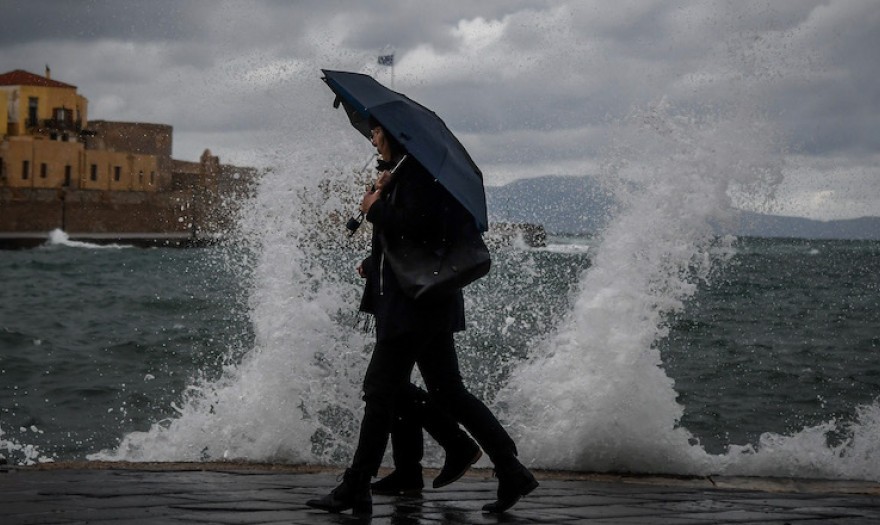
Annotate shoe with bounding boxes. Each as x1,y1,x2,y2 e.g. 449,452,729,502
481,463,539,513
371,466,424,496
306,468,372,516
433,440,482,489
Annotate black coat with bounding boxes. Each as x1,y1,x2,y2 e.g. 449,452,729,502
359,157,466,342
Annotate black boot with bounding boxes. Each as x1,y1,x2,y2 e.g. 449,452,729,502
433,437,482,488
306,468,372,516
482,462,539,513
371,464,424,495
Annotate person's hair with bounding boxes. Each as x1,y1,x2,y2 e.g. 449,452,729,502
368,116,405,156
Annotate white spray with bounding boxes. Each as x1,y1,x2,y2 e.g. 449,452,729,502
498,100,785,475
92,125,377,463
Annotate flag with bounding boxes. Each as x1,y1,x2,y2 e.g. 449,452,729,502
378,54,394,66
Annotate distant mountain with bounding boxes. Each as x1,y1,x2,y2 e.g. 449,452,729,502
486,175,880,240
486,175,614,235
728,211,880,240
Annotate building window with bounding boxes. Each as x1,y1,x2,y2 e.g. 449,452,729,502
0,157,5,179
64,165,72,186
90,164,98,181
28,97,39,127
53,107,71,125
138,170,144,184
40,163,48,178
150,171,156,185
114,166,121,182
22,160,30,180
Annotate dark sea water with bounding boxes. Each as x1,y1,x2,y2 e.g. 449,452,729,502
660,238,880,453
0,239,253,462
1,234,879,480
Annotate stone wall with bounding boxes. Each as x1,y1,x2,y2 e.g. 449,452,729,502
0,188,62,231
0,188,197,235
63,190,193,234
84,121,173,190
84,121,172,158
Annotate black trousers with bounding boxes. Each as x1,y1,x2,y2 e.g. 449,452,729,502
350,331,517,475
388,383,474,469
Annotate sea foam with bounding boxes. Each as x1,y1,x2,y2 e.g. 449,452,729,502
46,229,130,250
498,101,782,475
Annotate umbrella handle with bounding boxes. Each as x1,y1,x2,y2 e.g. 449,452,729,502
344,153,379,237
344,155,407,237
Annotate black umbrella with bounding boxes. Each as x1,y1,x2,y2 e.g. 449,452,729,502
321,69,488,232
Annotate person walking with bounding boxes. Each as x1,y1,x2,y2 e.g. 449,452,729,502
370,382,482,496
306,121,538,516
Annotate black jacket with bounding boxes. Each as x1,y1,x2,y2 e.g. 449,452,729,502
359,157,466,342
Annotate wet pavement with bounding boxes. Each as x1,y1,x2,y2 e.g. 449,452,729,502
2,462,879,524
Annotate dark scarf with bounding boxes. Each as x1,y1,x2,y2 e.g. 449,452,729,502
376,158,396,172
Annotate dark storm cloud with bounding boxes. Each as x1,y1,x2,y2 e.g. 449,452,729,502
0,1,877,217
0,0,197,44
781,3,880,156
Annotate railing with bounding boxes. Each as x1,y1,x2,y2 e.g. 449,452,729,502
42,118,82,131
26,119,83,132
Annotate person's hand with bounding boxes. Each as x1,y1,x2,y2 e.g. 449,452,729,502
360,186,381,213
375,170,392,190
356,262,366,278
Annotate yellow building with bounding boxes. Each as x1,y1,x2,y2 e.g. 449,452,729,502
0,68,160,191
0,68,259,245
0,67,87,137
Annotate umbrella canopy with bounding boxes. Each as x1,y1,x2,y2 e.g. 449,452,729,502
321,69,488,232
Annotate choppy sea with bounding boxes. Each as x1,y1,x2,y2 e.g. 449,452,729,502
2,230,878,481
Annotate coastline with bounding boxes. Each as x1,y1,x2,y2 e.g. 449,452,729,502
0,231,221,249
12,460,880,496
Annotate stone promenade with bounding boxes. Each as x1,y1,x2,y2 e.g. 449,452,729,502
2,462,879,524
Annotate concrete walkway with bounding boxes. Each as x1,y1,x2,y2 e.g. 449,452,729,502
2,462,879,524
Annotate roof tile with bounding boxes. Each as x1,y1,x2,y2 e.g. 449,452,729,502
0,69,77,89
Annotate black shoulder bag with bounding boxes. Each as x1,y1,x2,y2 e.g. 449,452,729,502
379,158,491,300
382,218,491,300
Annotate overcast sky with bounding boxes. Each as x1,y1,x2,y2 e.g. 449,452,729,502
2,0,878,220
